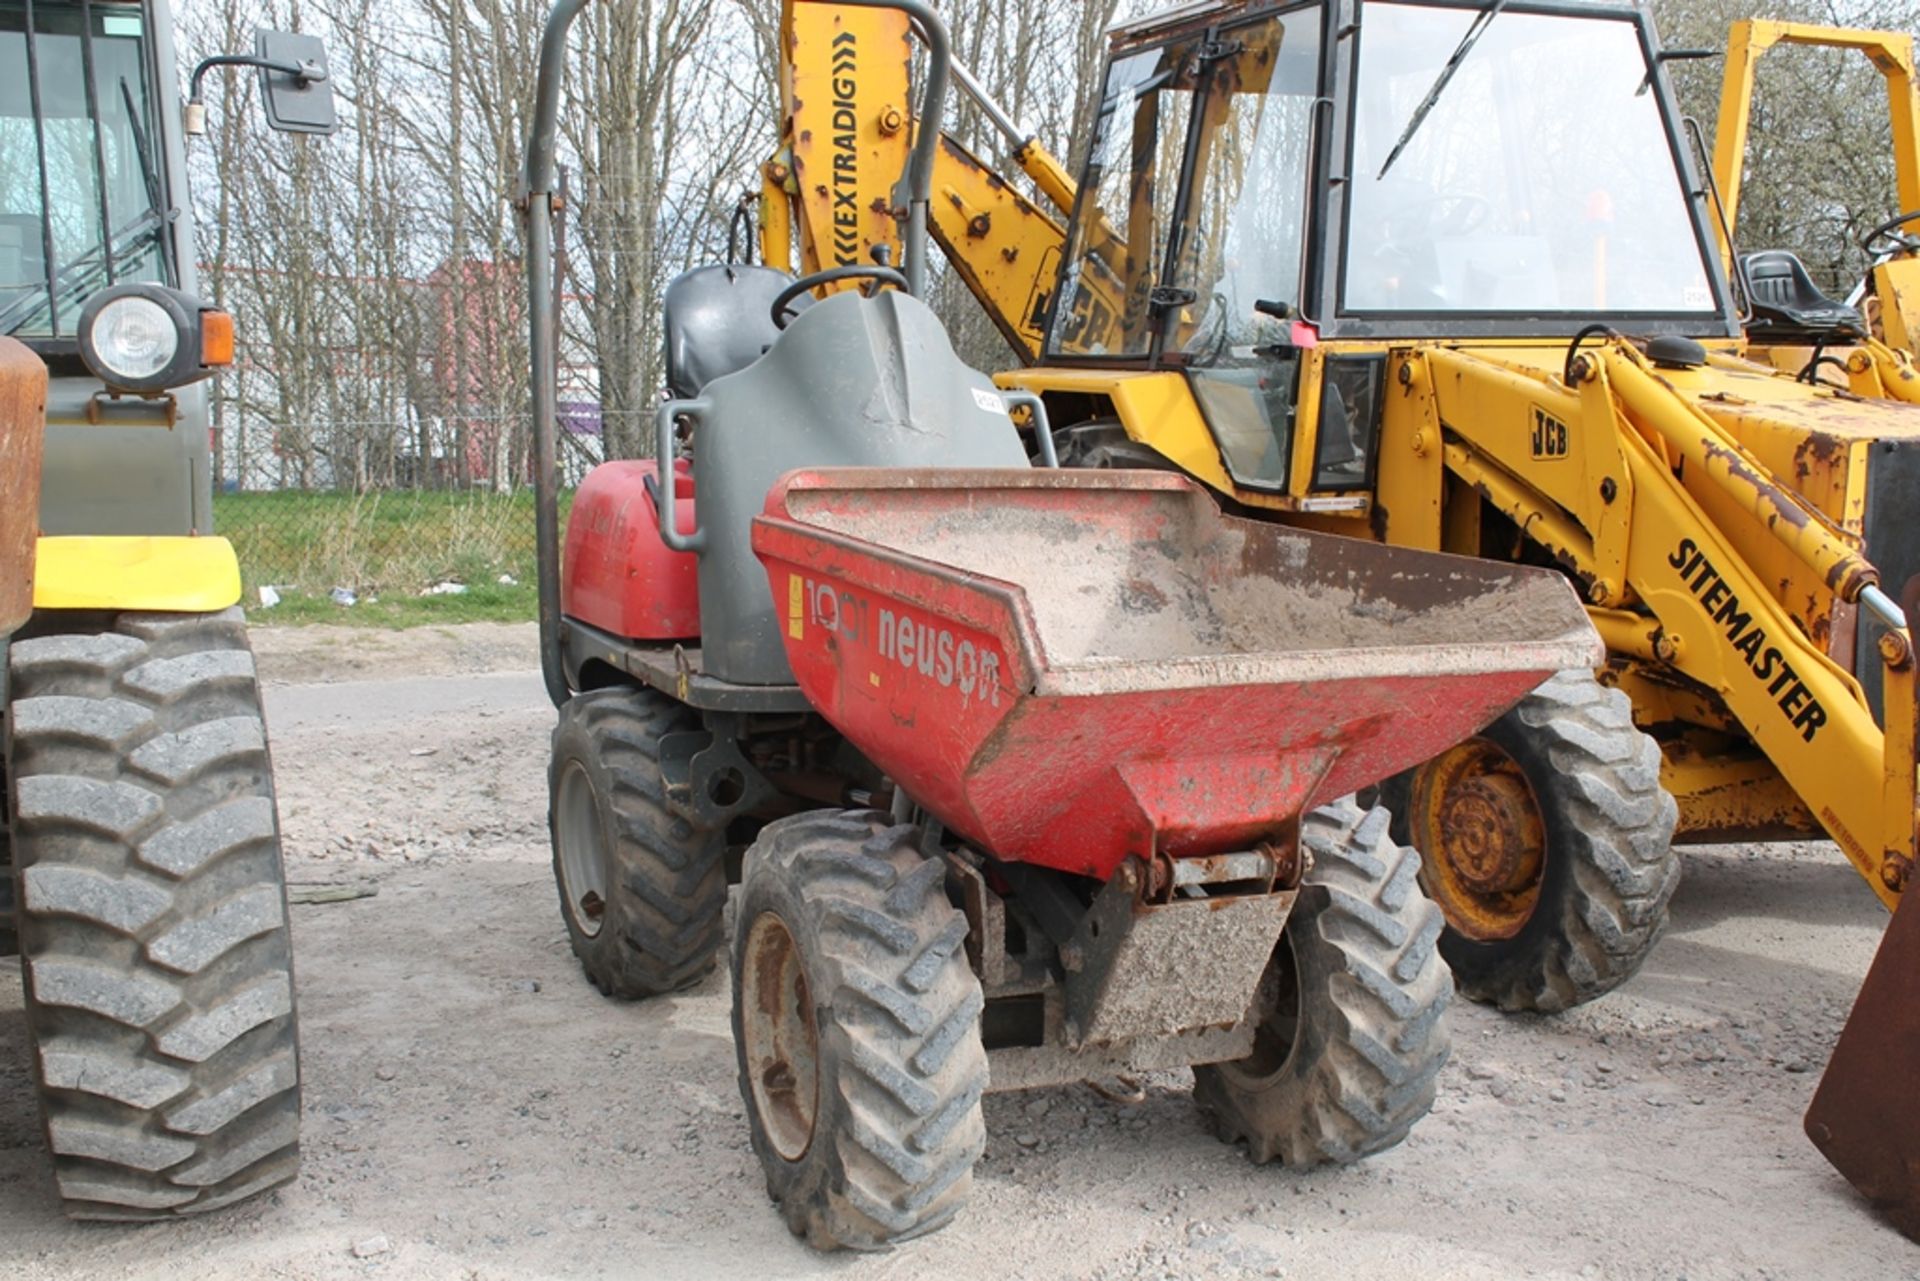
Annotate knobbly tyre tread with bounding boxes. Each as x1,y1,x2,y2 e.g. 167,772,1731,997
732,810,987,1250
1397,670,1681,1013
548,688,726,998
1194,797,1452,1166
7,608,301,1219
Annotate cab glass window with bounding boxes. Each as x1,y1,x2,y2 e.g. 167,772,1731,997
1343,4,1717,316
1047,38,1201,359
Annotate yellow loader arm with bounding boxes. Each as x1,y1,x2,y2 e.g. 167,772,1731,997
765,0,1125,364
760,0,915,281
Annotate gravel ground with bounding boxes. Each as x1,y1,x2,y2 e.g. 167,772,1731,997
0,623,1914,1279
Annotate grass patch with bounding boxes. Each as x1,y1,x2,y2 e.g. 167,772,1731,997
214,489,568,628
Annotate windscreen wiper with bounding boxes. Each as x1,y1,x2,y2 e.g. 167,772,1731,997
120,76,168,258
1375,0,1508,180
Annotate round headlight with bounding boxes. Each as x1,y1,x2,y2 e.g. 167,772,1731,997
76,284,212,395
89,295,180,382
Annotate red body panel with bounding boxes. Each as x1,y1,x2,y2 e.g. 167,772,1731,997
751,468,1600,882
563,460,700,641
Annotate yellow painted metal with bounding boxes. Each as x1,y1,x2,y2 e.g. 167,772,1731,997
759,153,797,273
1732,338,1920,404
1375,352,1444,550
1012,139,1077,216
993,366,1233,487
1873,257,1920,358
1660,732,1821,842
993,363,1371,524
780,0,912,279
1882,633,1919,895
1712,20,1920,270
1442,439,1596,579
1424,346,1638,604
32,535,243,613
927,134,1068,363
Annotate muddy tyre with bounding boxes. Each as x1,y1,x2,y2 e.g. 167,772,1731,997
1194,798,1450,1165
549,688,726,999
1055,418,1176,471
1381,670,1680,1013
7,609,301,1219
731,809,986,1251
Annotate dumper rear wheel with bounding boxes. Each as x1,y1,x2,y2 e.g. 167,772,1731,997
1194,798,1450,1165
1382,670,1680,1012
8,609,301,1219
549,687,726,998
731,809,986,1251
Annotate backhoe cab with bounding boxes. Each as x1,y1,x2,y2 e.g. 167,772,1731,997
763,0,1920,1241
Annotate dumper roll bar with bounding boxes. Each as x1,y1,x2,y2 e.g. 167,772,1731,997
523,0,955,708
523,0,590,709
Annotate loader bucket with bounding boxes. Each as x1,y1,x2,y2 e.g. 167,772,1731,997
751,468,1603,879
1806,889,1920,1240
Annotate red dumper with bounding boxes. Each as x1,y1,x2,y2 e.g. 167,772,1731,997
522,0,1600,1252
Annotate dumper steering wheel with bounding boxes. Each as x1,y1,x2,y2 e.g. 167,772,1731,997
1862,209,1920,258
772,265,911,329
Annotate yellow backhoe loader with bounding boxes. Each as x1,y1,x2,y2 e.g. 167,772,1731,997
758,0,1920,1239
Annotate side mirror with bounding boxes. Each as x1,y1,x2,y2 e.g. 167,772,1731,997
255,30,337,135
185,30,338,138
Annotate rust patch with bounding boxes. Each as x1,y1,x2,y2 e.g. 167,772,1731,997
0,337,47,635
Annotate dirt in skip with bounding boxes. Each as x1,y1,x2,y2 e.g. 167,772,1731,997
0,627,1914,1280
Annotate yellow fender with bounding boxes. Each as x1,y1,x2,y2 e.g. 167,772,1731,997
32,535,243,614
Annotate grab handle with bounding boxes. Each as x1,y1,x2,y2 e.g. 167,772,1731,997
655,397,709,553
1001,389,1058,468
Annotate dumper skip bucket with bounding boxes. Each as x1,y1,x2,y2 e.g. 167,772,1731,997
752,468,1603,879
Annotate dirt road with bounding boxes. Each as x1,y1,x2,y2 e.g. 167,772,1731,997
1,625,1913,1279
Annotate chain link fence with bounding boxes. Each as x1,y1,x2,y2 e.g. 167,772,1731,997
208,392,613,625
213,485,575,626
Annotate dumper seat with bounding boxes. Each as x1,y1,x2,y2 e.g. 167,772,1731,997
662,264,797,398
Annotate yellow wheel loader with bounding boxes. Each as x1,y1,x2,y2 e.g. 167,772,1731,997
760,0,1920,1238
1,2,332,1219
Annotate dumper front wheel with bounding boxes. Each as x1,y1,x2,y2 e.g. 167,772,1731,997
549,688,726,999
1194,799,1450,1165
731,809,987,1251
1382,670,1680,1013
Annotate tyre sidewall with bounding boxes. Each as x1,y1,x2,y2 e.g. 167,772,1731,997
729,843,848,1237
548,693,642,988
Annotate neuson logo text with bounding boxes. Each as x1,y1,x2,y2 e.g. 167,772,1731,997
830,31,859,266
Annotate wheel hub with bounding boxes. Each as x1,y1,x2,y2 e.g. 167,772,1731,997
1435,772,1542,895
1412,739,1547,942
740,911,820,1163
554,762,609,938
